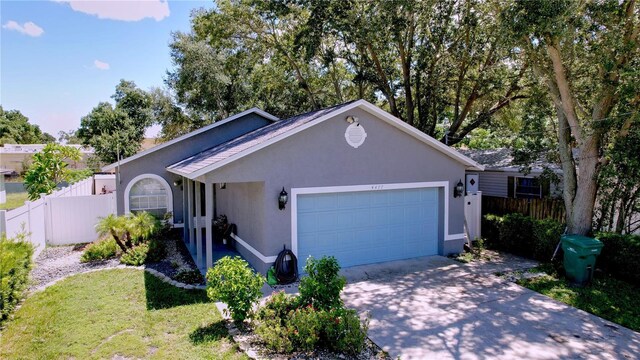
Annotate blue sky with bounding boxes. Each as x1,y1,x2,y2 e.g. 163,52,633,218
1,0,213,138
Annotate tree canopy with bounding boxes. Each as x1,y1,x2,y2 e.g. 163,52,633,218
0,106,55,145
23,143,84,200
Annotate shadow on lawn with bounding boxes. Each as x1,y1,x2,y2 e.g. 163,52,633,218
144,271,210,310
189,320,230,344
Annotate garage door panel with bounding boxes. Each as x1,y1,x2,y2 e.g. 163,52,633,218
297,187,439,272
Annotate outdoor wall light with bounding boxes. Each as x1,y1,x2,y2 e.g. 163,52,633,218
173,178,183,190
454,179,464,198
278,187,288,210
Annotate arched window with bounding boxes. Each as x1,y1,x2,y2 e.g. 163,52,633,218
124,174,173,220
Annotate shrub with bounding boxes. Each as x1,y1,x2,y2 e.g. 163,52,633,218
145,238,166,263
80,237,119,262
0,233,34,325
120,243,149,266
596,233,640,286
288,306,322,351
255,316,294,353
532,219,564,261
174,269,205,285
206,256,264,323
323,307,368,355
299,256,346,311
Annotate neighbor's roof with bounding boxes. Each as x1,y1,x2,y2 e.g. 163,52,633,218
168,100,484,179
458,148,561,172
102,108,279,172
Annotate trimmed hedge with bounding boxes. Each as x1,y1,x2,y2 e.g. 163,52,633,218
482,213,564,262
0,234,34,325
596,233,640,286
484,213,640,286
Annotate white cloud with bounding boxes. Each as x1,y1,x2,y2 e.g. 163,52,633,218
2,20,45,37
55,0,170,22
93,60,110,70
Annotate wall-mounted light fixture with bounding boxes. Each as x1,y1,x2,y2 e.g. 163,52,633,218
173,178,183,190
278,187,288,210
454,179,464,198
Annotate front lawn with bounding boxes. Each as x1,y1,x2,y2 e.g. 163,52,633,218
0,192,28,210
0,268,246,360
518,267,640,332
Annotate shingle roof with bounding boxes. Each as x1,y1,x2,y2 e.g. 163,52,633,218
458,148,560,171
167,101,358,176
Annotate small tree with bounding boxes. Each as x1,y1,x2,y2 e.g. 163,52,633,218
206,256,265,323
95,212,160,253
299,256,346,311
23,143,83,200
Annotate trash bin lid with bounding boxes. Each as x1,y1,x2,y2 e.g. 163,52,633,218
561,234,603,248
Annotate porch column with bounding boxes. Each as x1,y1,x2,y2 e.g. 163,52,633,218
195,181,203,266
205,181,213,269
187,179,195,252
182,176,189,243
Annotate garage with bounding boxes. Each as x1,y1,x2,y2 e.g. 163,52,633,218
294,185,440,271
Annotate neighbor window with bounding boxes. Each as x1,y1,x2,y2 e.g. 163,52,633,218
128,177,169,218
514,177,541,199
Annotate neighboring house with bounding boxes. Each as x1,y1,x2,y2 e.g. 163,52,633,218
103,100,483,273
460,148,563,199
0,144,94,174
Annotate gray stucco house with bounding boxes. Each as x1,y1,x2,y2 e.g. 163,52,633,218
104,100,483,274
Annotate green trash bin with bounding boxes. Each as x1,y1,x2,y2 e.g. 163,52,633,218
561,235,604,285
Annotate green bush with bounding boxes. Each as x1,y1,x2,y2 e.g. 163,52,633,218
596,233,640,286
120,243,149,266
483,213,563,262
145,238,166,263
323,307,369,355
0,233,34,325
174,269,205,285
299,256,346,311
255,257,367,355
206,256,264,323
80,237,119,262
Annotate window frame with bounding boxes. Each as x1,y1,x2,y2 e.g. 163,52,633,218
514,176,542,199
124,174,173,223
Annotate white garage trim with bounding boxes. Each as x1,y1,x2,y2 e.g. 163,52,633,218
123,173,174,223
290,181,464,258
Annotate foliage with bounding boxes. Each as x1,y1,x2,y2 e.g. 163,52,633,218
0,269,245,359
78,80,153,164
595,233,640,286
174,269,205,285
0,106,54,145
518,270,640,332
501,0,640,235
298,256,346,311
145,238,167,263
483,214,564,262
254,257,367,355
23,143,84,200
0,232,34,325
80,237,119,263
0,192,28,211
66,168,94,183
57,129,82,144
120,243,150,266
206,256,265,323
165,0,526,144
94,212,160,254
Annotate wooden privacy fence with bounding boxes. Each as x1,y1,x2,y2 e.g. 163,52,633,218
482,195,566,223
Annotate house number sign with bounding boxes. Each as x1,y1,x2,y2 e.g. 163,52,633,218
345,122,367,148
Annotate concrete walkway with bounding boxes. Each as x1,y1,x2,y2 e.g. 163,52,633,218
341,256,640,360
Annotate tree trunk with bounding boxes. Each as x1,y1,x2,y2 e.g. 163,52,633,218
110,230,129,253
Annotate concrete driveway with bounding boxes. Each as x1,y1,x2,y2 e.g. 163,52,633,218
340,256,640,360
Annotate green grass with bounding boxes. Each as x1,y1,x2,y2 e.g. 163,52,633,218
0,192,28,210
518,267,640,332
0,268,246,360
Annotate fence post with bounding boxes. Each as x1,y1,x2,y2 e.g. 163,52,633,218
0,209,6,237
44,194,52,244
26,200,32,236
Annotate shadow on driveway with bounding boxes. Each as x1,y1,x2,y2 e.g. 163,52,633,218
341,256,640,360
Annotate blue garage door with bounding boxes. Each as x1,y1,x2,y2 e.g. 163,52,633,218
296,187,439,272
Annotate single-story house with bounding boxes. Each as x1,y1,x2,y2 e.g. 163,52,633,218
103,100,483,274
459,148,563,199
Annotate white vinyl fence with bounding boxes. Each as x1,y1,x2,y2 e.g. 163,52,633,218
464,191,482,242
0,177,116,258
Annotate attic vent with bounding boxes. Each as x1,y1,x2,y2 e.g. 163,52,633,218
345,122,367,148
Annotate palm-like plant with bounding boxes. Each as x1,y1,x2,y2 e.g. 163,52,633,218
95,214,129,253
127,212,160,245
